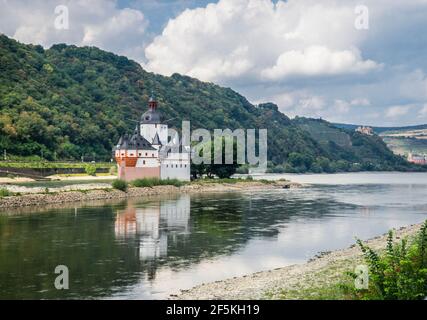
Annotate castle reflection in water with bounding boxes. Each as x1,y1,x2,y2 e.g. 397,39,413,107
114,195,190,260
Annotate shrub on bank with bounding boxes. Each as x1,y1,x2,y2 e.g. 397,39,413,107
112,179,127,192
131,178,185,188
85,164,97,176
0,188,12,197
347,220,427,300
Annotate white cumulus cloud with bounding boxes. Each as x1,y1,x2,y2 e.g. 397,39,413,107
145,0,379,83
0,0,148,62
261,46,379,80
386,105,412,118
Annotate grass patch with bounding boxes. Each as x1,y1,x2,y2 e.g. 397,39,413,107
259,179,275,184
0,188,13,198
196,177,276,184
196,178,240,184
112,179,128,192
196,177,267,184
0,161,113,169
131,178,186,188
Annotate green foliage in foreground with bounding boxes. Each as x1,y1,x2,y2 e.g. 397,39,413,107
111,179,127,192
348,221,427,300
272,221,427,300
131,178,186,188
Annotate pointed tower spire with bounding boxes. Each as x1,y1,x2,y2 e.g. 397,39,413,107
152,132,162,146
134,124,141,136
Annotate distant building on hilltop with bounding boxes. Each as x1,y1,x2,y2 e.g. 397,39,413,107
407,152,427,165
355,126,374,135
113,95,190,182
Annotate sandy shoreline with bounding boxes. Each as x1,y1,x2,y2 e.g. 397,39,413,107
0,180,299,209
172,222,424,300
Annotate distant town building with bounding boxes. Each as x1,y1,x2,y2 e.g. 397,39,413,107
355,126,374,135
407,152,427,165
113,94,190,181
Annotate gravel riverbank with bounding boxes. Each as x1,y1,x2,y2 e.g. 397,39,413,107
172,222,424,300
0,180,299,209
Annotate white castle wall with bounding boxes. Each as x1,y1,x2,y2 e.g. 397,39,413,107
160,152,190,181
136,157,159,168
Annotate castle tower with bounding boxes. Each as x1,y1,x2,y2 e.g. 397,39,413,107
140,95,168,146
113,90,190,182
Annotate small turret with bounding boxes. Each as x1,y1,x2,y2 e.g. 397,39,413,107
122,134,129,149
148,94,158,110
141,94,161,124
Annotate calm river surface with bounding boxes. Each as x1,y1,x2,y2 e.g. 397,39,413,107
0,172,426,299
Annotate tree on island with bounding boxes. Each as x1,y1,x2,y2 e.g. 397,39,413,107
191,136,239,179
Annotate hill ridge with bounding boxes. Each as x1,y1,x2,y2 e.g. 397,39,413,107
0,34,423,172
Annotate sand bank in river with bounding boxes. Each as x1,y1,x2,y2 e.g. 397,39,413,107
0,180,299,209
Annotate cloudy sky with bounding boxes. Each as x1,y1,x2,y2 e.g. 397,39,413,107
1,0,427,126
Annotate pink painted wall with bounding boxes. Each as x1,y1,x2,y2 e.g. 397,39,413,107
118,166,161,182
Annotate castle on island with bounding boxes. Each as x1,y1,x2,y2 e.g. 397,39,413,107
113,95,190,182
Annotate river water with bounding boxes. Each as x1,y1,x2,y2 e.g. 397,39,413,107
0,172,426,299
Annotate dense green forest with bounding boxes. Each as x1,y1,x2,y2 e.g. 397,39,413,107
0,35,423,172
